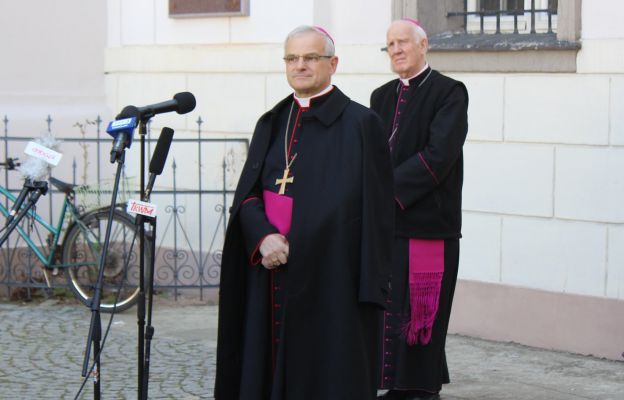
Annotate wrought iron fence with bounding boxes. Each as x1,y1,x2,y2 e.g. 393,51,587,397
0,114,249,302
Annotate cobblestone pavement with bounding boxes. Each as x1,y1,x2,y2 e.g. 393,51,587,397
0,300,216,399
1,300,623,399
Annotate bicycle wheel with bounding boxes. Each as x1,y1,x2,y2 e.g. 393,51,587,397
62,208,149,312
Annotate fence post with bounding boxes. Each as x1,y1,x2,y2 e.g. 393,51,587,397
172,158,179,300
2,116,9,299
197,116,204,301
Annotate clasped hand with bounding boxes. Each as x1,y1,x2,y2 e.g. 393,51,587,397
259,233,289,270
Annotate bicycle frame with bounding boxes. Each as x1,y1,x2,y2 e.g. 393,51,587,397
0,162,142,312
0,184,93,269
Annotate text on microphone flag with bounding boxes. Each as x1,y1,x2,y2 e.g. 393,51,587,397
107,117,137,133
24,141,63,166
127,199,157,217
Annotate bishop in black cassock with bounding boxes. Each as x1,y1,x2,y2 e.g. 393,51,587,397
215,25,394,400
371,20,469,400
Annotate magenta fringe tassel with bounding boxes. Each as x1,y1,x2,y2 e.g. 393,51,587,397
403,271,443,345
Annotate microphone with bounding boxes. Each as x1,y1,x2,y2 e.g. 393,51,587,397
5,184,30,227
145,127,174,200
7,134,61,227
107,106,139,163
137,92,196,119
18,133,60,181
116,105,141,121
1,181,48,240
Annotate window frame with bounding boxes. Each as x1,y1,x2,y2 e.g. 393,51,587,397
391,0,581,73
168,0,250,18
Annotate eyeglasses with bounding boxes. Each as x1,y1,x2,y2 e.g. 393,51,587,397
283,54,333,65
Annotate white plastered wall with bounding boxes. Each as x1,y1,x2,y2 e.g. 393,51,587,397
0,0,109,135
458,0,624,302
458,73,624,301
104,0,624,303
104,0,393,251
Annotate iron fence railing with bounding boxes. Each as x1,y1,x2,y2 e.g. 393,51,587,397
0,114,249,302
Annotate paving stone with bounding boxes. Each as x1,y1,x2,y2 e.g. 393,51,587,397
1,301,623,399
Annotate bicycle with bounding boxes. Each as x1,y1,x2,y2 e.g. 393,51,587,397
0,157,149,312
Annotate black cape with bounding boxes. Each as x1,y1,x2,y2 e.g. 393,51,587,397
215,87,394,400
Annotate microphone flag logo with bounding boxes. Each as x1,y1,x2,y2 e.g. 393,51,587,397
24,141,63,166
127,199,157,217
107,117,137,133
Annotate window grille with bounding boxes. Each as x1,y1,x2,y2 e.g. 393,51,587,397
449,0,558,35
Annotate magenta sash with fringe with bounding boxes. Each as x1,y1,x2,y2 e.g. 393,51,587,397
263,190,292,235
405,239,444,345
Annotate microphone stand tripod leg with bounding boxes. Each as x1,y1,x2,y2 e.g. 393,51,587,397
0,181,47,247
137,214,146,399
137,120,147,400
141,216,157,400
81,151,126,400
93,312,102,399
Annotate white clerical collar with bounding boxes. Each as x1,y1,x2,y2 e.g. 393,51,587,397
294,85,334,108
400,64,429,86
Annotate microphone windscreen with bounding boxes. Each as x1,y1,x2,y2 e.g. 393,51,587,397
116,105,140,120
20,158,49,181
149,127,174,175
173,92,196,114
18,133,61,181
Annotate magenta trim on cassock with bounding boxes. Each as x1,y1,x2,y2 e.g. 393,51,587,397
418,152,440,185
263,190,293,236
395,196,406,210
250,233,272,265
405,239,444,345
242,196,260,206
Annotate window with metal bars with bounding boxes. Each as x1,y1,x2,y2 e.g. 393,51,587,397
168,0,249,17
457,0,558,35
392,0,579,72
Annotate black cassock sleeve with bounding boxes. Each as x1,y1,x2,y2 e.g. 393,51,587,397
238,184,279,265
394,84,468,209
358,112,394,307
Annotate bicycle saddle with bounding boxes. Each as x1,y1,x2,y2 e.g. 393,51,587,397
48,177,76,196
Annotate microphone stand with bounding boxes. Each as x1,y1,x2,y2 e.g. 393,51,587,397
138,124,173,400
81,148,127,400
137,119,148,400
0,180,48,246
139,202,157,399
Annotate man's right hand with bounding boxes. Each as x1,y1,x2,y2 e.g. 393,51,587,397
260,233,289,270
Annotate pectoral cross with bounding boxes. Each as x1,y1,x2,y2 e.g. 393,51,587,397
275,168,294,195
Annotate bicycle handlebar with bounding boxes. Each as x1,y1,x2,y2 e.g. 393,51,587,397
0,158,20,170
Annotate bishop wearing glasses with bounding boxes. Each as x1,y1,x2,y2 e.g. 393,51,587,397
215,25,394,400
